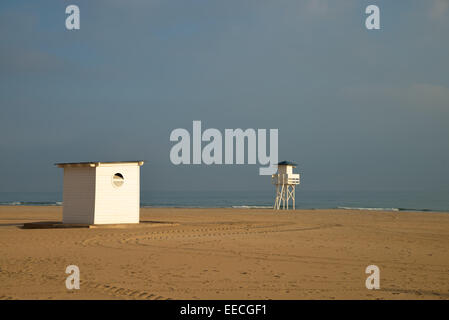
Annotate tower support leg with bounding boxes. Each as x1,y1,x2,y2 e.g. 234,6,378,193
292,185,296,210
280,185,285,210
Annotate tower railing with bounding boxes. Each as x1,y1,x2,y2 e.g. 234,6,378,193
271,174,300,185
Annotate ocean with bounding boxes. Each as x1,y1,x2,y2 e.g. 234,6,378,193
0,190,448,212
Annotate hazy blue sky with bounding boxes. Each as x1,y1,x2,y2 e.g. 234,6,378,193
1,0,448,192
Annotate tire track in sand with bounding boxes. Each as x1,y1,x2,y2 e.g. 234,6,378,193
78,222,340,249
80,280,169,300
122,223,339,246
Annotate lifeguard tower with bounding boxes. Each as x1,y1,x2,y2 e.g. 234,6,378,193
271,161,300,210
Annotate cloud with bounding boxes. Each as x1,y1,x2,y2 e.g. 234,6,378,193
306,0,329,15
406,83,449,107
429,0,449,20
0,48,68,74
340,83,449,110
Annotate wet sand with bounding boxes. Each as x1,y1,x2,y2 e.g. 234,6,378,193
0,206,448,300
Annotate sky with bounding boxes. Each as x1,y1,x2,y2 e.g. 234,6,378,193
0,0,448,193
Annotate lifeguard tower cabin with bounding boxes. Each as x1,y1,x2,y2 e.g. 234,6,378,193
271,161,300,210
56,161,144,225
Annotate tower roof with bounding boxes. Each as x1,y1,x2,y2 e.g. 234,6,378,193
277,160,297,166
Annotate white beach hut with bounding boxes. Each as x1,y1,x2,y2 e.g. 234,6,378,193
56,161,144,225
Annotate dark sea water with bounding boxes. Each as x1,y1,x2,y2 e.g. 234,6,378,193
0,190,448,212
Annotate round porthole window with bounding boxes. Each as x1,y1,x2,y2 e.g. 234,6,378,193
112,173,124,187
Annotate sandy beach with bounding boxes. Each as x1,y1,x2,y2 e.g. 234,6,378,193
0,206,448,300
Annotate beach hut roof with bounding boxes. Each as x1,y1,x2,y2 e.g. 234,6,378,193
277,160,297,166
55,161,144,168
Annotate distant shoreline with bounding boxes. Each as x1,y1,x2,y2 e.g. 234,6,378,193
2,190,448,212
0,204,447,214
